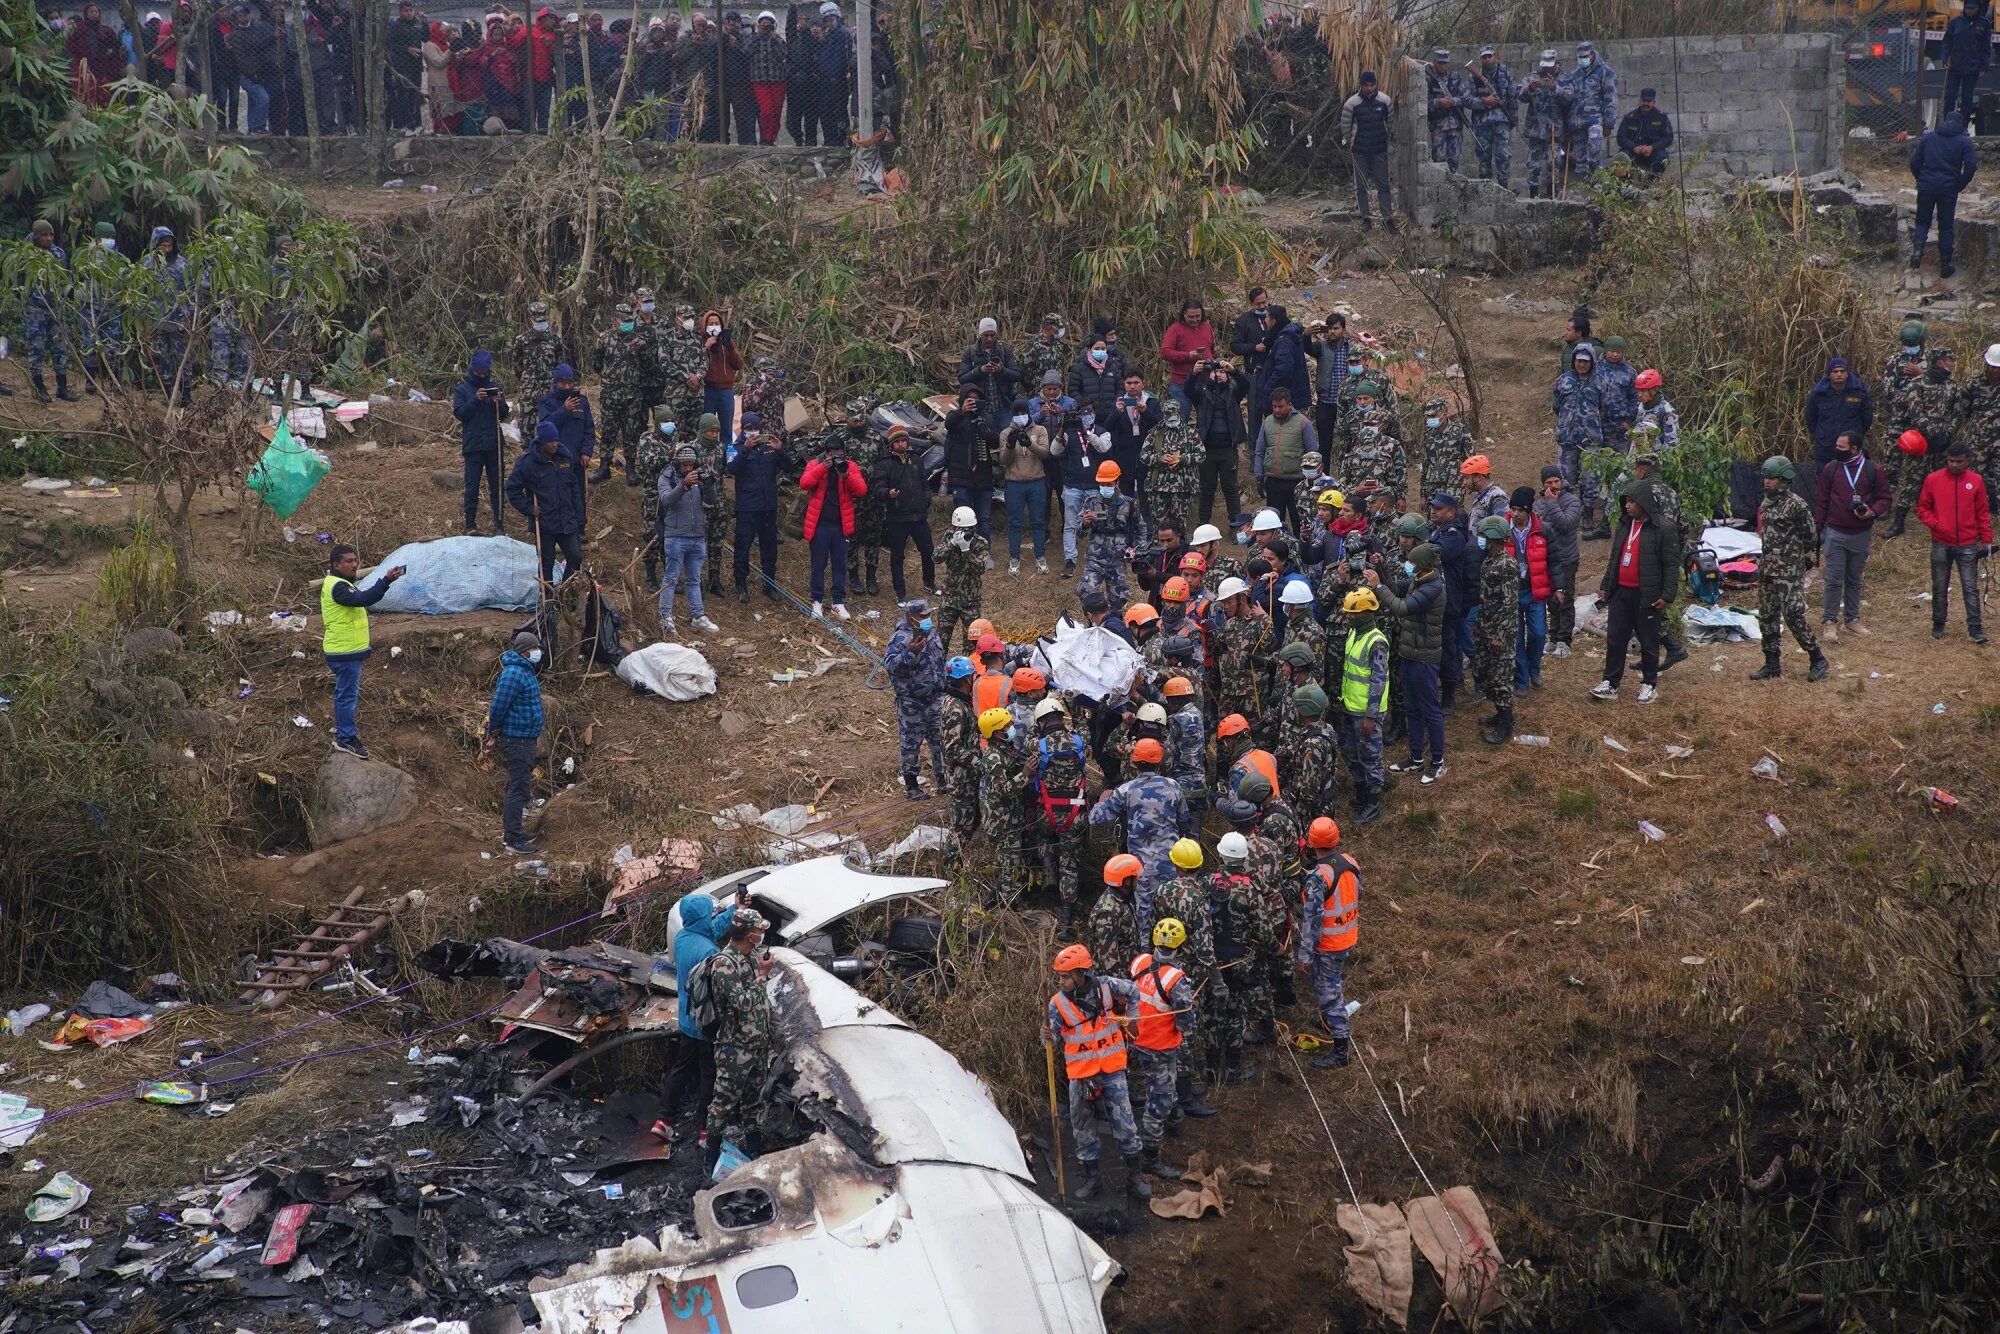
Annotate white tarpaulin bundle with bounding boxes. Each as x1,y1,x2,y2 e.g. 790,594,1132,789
616,642,718,701
1697,525,1761,561
370,535,541,615
1032,620,1144,705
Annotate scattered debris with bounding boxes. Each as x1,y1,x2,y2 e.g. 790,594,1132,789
1750,756,1782,781
1764,812,1789,838
1600,735,1628,752
25,1171,90,1222
0,1091,45,1148
1922,786,1960,813
1637,821,1667,842
4,1002,52,1036
1664,744,1696,760
1513,734,1551,746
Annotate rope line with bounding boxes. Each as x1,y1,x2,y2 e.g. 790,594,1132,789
717,539,891,689
1275,1020,1372,1241
1350,1036,1468,1256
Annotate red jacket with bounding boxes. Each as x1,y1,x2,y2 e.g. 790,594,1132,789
1510,514,1552,601
530,12,558,83
800,457,868,539
1159,319,1217,385
1916,466,1993,547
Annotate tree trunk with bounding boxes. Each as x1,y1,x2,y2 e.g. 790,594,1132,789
173,0,190,93
118,0,142,78
602,0,641,127
290,5,322,171
194,0,217,149
364,0,387,176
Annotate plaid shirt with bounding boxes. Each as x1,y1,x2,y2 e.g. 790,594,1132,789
487,652,545,738
746,31,786,83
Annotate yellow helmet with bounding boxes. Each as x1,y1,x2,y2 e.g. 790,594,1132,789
1168,837,1203,870
1152,917,1187,950
978,706,1014,738
1316,488,1346,510
1342,588,1381,614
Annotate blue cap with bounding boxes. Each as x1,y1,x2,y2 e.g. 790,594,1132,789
470,349,493,375
1231,512,1253,526
553,362,575,381
741,411,760,427
536,420,559,442
1428,491,1457,509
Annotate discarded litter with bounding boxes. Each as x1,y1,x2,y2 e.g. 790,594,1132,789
382,178,404,188
1512,734,1551,746
1664,744,1695,760
260,1203,313,1266
139,1080,209,1105
4,1002,52,1036
0,1092,44,1148
1600,736,1628,752
388,1097,430,1127
1750,756,1781,781
1637,821,1667,842
1680,956,1707,966
600,1182,625,1200
45,1014,152,1048
1922,786,1960,813
25,1171,91,1222
204,609,245,629
21,476,75,491
1932,703,1948,714
710,1139,749,1182
1764,812,1788,839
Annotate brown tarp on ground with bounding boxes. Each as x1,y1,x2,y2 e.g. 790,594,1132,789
1405,1186,1504,1324
1337,1200,1415,1328
1147,1154,1272,1221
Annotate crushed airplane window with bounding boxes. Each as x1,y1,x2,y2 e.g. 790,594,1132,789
712,1186,778,1230
734,1263,799,1308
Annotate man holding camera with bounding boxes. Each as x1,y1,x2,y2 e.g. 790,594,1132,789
800,430,869,621
1813,431,1890,638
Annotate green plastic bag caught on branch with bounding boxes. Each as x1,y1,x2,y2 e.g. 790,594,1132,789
246,419,331,520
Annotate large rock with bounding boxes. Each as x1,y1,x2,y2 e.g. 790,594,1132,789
310,751,416,847
124,627,184,660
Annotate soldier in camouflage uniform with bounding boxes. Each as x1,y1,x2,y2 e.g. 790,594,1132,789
884,599,949,799
1086,858,1143,970
639,407,682,589
1027,698,1092,928
1425,49,1472,174
1749,456,1831,682
1018,312,1070,392
943,659,982,839
1078,468,1144,604
1140,399,1205,536
1895,346,1958,535
1163,678,1209,817
937,506,990,649
978,706,1031,905
1292,467,1334,536
1473,515,1521,743
21,221,77,403
1280,684,1341,822
658,303,709,434
702,908,778,1175
1204,836,1275,1080
1420,398,1474,502
1046,953,1150,1202
1518,51,1570,197
1339,424,1409,515
1219,788,1295,1040
1149,840,1220,1068
631,289,668,463
1087,742,1191,929
691,411,732,598
594,303,657,484
740,355,785,430
512,300,567,414
1214,580,1272,721
1879,322,1927,532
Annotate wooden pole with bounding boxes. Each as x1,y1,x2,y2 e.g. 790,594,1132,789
194,0,217,148
1043,1036,1067,1201
290,1,322,171
854,0,871,139
364,0,387,176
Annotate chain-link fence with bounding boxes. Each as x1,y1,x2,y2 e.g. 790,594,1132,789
1835,18,1937,144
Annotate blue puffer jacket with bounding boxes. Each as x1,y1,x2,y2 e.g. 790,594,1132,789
1945,7,1992,72
1911,115,1980,195
673,892,723,1039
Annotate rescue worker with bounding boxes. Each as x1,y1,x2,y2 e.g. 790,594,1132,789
884,598,948,798
1079,460,1144,603
1151,840,1226,1080
1474,514,1521,743
1750,456,1832,682
1027,696,1091,928
1203,834,1275,1082
938,505,990,648
1219,712,1281,801
1338,589,1390,824
1129,919,1199,1179
511,298,567,418
1211,828,1286,1048
1298,817,1359,1070
703,907,779,1175
977,705,1030,905
1088,737,1191,929
1086,855,1145,974
1282,684,1340,821
1162,676,1209,819
942,656,982,838
1046,945,1152,1202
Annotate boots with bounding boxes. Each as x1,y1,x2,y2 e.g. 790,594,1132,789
1481,707,1514,745
1073,1159,1103,1201
1749,650,1782,681
1311,1036,1351,1070
1057,903,1075,935
1123,1153,1153,1200
1582,503,1611,541
1176,1069,1218,1118
1353,789,1382,825
588,461,613,483
54,373,78,402
623,452,641,485
865,555,880,596
1141,1145,1183,1180
1244,1018,1276,1047
902,772,923,801
706,566,724,597
644,548,662,593
1887,505,1908,539
30,371,51,404
1224,1046,1258,1084
1807,648,1830,682
735,579,749,603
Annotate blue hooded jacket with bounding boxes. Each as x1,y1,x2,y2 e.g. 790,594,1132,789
1945,4,1992,73
673,892,723,1039
1911,115,1980,195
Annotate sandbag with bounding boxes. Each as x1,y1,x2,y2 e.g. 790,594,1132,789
370,535,541,615
1033,620,1144,706
246,420,330,519
616,642,718,702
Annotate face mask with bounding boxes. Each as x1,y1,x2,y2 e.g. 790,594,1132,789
1302,468,1319,480
640,302,656,314
1099,485,1117,498
707,324,722,337
1474,536,1487,551
1835,447,1855,460
658,423,674,436
99,237,117,250
918,618,933,632
1402,560,1416,578
1012,414,1028,428
1090,349,1107,365
1425,417,1440,429
1236,532,1251,545
679,317,694,331
1578,55,1592,68
527,649,543,664
532,319,549,333
619,321,635,333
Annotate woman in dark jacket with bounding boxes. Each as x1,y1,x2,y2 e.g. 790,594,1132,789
1592,479,1681,702
1255,307,1312,421
942,390,999,538
1185,358,1249,529
1067,338,1122,420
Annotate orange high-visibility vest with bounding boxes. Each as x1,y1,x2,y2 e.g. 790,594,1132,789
1051,980,1129,1078
972,670,1014,718
1130,954,1185,1052
1311,854,1360,953
1232,748,1281,796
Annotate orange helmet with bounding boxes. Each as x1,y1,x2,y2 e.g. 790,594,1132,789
1053,944,1095,972
1217,713,1250,738
1104,853,1143,886
1131,737,1165,765
1178,551,1208,573
1160,576,1190,603
1898,429,1929,456
1459,454,1492,477
975,633,1005,655
1096,461,1122,484
1011,667,1047,692
1123,603,1160,627
1163,675,1195,698
966,617,995,643
1306,816,1341,849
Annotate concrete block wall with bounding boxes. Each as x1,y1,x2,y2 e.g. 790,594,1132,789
1395,32,1843,200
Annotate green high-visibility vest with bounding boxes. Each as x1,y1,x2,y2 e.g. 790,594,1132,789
1340,625,1388,715
321,576,370,655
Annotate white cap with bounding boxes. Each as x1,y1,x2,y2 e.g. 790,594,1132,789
1251,509,1282,532
1217,831,1249,860
1279,581,1314,607
1190,523,1222,546
819,1,840,13
977,316,998,336
951,506,977,528
758,8,777,19
1985,343,2000,369
1136,702,1168,725
1215,576,1250,601
1034,696,1068,721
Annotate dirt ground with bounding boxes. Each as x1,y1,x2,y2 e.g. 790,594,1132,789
5,226,1998,1331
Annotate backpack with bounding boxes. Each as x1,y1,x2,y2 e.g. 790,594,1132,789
685,952,724,1034
1035,732,1088,831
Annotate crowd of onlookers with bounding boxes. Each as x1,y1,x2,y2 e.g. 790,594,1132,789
41,0,900,143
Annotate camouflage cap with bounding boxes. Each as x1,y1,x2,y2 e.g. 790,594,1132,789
528,299,549,316
634,286,655,300
614,301,634,316
1424,396,1447,412
729,907,771,934
1042,311,1067,328
1633,451,1661,468
674,302,697,318
753,354,778,371
845,396,877,420
1927,345,1957,368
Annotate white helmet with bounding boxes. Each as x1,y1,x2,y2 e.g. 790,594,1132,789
1251,509,1283,533
1136,702,1168,725
1215,576,1250,601
1279,581,1315,607
1986,343,2000,370
951,506,978,529
1217,831,1250,861
1033,696,1069,721
1190,523,1223,546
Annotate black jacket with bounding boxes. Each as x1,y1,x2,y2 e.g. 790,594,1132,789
872,450,933,523
1187,368,1249,446
943,408,998,490
727,438,787,512
1598,480,1682,606
1803,374,1875,466
505,448,584,534
1430,517,1478,616
957,340,1022,410
1067,358,1123,420
452,374,511,455
1911,116,1980,195
1230,309,1273,376
1616,106,1675,160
